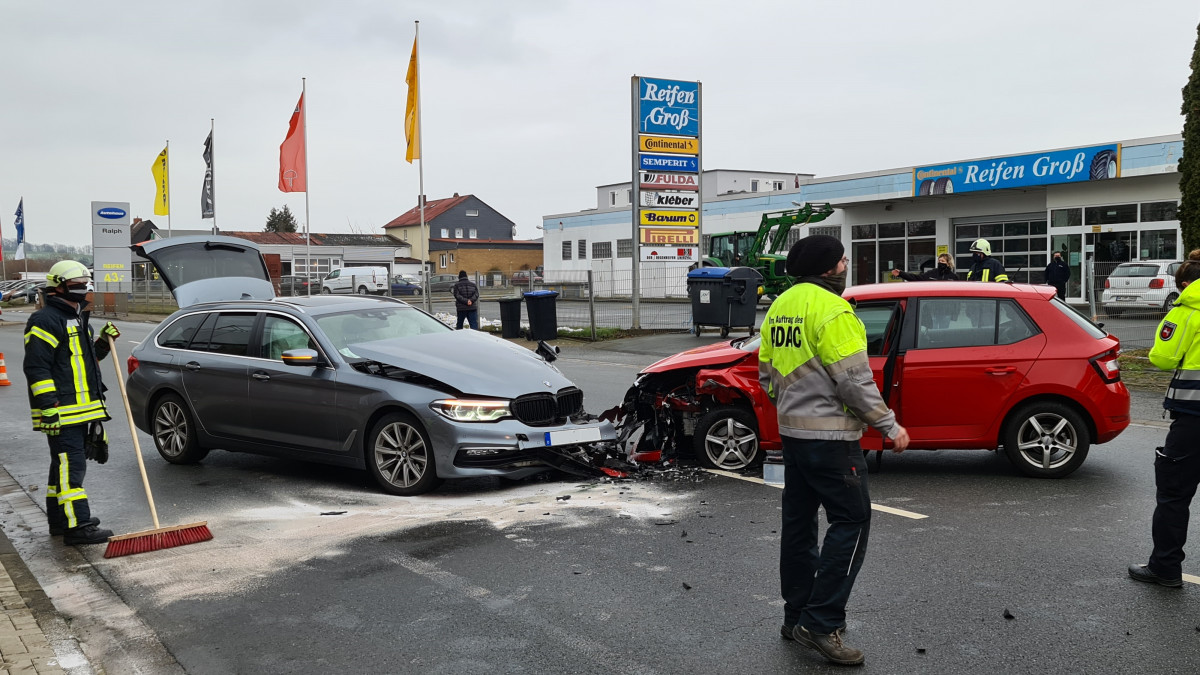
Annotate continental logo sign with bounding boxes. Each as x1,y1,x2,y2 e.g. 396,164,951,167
640,209,698,226
639,135,698,155
640,226,699,245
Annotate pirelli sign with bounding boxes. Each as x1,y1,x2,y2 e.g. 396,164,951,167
639,226,698,245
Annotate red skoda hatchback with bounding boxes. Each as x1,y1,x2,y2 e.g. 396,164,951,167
621,282,1129,478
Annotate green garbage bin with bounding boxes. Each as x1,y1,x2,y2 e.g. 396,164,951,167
523,290,559,341
497,297,523,339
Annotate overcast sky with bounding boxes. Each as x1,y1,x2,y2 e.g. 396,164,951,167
1,1,1196,247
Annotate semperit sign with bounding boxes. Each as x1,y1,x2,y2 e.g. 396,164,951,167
632,76,701,264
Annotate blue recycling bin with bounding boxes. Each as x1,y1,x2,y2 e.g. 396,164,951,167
523,290,559,341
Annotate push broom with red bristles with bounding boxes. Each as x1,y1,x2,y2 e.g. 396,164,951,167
103,335,212,558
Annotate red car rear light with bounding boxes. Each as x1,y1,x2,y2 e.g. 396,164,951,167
1090,349,1121,384
127,354,139,375
1103,278,1110,288
1149,278,1165,289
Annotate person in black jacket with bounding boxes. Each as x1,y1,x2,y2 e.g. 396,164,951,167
891,253,956,281
965,239,1009,282
1045,251,1070,299
451,270,480,330
23,260,119,546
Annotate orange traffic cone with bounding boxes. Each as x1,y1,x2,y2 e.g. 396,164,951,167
0,353,10,386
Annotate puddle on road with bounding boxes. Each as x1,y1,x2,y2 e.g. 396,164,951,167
100,479,697,605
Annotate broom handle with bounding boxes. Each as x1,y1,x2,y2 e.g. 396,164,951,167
107,335,161,530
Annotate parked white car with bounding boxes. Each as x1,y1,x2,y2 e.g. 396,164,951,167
1102,259,1182,315
320,267,390,295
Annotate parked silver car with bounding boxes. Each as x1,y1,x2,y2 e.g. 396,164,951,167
1101,259,1182,316
124,235,614,495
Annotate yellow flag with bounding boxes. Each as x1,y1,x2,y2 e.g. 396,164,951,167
404,37,420,163
151,145,170,216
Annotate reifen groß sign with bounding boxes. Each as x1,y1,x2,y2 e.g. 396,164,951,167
912,144,1121,197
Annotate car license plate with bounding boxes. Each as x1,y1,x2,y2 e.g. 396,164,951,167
544,427,602,446
1116,296,1136,301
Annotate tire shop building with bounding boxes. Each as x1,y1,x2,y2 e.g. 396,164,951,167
541,133,1183,303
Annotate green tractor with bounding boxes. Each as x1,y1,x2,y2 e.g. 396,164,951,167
703,202,835,298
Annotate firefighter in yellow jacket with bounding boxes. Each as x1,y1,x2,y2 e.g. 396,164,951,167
23,260,118,546
1129,249,1200,587
759,235,909,666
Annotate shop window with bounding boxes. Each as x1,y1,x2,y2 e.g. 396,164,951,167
562,241,573,260
1004,222,1029,237
577,239,587,259
592,241,613,259
980,223,1003,238
1051,208,1081,228
1085,204,1137,225
907,220,935,237
618,238,633,258
1141,201,1179,222
957,224,979,239
852,242,877,287
1030,220,1048,235
878,222,905,239
852,224,876,240
1140,229,1178,260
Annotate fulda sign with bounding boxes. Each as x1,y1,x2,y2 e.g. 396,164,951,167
639,171,699,191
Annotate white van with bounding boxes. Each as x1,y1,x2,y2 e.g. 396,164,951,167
320,266,390,295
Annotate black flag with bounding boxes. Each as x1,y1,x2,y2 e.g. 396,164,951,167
201,131,215,219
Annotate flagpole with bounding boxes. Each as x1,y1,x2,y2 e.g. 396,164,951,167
302,77,312,296
166,139,172,238
1,213,6,282
22,199,28,280
210,119,218,235
415,21,430,312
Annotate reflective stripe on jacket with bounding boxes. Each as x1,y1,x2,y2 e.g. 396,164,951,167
1151,281,1200,416
966,257,1009,283
758,282,898,441
23,295,111,428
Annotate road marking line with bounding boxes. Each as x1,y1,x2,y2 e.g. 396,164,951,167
1184,573,1200,585
702,469,928,519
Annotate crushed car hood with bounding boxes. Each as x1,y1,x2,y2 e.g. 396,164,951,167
640,339,753,374
349,331,576,396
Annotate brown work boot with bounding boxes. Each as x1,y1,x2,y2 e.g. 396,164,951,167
793,625,865,666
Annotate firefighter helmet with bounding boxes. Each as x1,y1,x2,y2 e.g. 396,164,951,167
969,239,992,256
46,260,91,286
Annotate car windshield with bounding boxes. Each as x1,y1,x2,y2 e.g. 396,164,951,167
316,306,451,358
1111,264,1161,277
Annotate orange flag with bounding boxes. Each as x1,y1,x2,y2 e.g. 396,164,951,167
279,93,306,192
404,37,420,163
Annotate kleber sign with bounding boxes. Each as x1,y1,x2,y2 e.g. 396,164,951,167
640,171,699,191
641,247,698,262
912,144,1121,196
640,227,699,245
640,209,698,226
640,153,699,173
639,135,698,155
642,191,699,209
638,77,699,137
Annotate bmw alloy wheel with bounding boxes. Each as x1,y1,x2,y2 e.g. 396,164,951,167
368,413,441,495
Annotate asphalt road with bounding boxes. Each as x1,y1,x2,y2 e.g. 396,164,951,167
0,312,1196,673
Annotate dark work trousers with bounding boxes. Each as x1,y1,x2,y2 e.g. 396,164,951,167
1052,283,1067,300
780,436,871,634
456,309,479,330
45,424,93,532
1149,413,1200,577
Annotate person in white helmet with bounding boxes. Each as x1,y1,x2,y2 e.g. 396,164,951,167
965,239,1009,283
22,260,119,546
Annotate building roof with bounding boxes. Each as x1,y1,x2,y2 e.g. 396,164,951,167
311,233,402,247
428,238,543,251
382,195,470,229
220,231,312,245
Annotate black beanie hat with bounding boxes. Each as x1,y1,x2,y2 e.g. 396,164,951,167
458,270,467,279
786,234,844,277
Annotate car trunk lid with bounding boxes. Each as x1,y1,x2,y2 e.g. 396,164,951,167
132,235,275,307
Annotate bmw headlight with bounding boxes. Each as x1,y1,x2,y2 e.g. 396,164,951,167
430,399,512,422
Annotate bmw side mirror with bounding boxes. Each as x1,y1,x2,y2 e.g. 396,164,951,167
281,349,327,367
536,340,560,363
